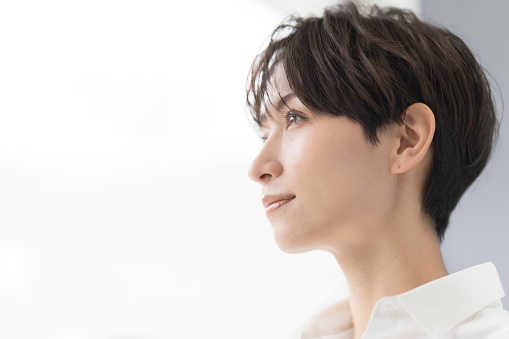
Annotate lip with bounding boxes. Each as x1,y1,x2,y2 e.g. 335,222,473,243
262,194,295,217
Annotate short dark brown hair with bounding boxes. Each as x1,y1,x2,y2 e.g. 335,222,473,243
246,1,499,241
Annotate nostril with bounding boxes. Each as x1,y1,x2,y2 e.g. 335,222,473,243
260,173,272,181
248,156,282,184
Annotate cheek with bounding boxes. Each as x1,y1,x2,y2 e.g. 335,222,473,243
283,135,329,193
298,133,390,225
272,127,394,251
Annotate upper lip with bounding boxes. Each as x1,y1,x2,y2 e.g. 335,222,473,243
262,194,296,209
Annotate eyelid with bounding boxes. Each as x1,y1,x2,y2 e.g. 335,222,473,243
259,110,306,143
283,110,306,127
259,127,269,143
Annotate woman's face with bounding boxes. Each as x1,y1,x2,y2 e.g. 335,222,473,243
248,70,397,253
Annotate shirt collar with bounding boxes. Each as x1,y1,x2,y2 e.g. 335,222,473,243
300,262,505,339
393,261,505,337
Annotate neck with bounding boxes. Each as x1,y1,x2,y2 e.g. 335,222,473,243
329,212,448,339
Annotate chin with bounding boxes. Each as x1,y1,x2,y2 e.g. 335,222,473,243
276,242,307,254
272,227,315,254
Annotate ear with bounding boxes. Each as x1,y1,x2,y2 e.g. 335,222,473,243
391,103,435,174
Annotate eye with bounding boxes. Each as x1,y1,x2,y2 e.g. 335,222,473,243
257,129,268,143
283,111,305,127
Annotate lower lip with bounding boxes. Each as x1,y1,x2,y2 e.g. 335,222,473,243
265,198,294,217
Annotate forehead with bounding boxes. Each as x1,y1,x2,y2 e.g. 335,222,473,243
260,66,293,126
267,65,291,100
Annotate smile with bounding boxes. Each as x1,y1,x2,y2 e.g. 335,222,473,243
265,198,294,217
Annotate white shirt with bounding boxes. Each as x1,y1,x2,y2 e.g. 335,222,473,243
299,262,509,339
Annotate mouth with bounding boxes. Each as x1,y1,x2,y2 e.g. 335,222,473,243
265,197,295,217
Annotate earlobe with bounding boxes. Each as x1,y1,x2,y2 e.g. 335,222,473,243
391,103,435,174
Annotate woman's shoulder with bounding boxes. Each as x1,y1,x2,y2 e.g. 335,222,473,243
299,299,353,339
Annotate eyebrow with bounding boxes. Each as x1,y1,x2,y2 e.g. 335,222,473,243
275,92,297,111
260,92,297,127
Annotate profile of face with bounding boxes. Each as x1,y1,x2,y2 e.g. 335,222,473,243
248,68,400,254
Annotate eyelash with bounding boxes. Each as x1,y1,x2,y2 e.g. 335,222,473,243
259,111,305,143
282,110,305,127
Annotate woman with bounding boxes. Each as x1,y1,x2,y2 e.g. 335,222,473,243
246,2,508,338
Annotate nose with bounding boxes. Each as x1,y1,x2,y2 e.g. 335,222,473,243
247,141,283,185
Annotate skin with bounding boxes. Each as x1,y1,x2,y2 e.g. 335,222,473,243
247,68,449,339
